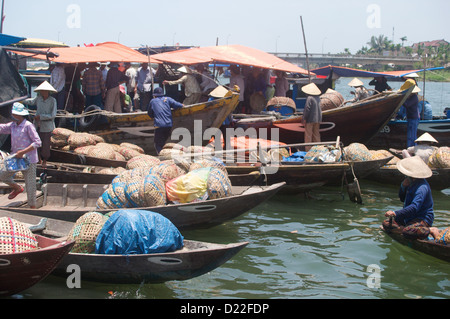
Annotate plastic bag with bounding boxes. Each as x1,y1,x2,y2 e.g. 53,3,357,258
95,209,184,255
2,154,30,172
166,167,210,204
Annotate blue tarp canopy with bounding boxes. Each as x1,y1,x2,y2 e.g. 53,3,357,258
0,34,26,46
311,65,445,80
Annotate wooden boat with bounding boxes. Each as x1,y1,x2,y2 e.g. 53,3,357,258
365,165,450,191
0,182,286,229
226,162,349,193
61,91,240,155
49,148,127,168
233,89,412,147
382,225,450,262
0,211,248,284
36,161,262,186
366,117,450,150
0,234,74,296
53,240,248,284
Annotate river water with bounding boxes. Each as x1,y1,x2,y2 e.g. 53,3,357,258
9,181,449,300
6,79,450,301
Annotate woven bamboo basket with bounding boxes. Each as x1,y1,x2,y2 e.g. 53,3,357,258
429,147,450,169
0,217,39,254
207,168,232,200
189,159,227,174
118,147,142,160
343,143,372,162
74,145,95,155
120,142,144,154
149,162,185,183
50,136,68,148
126,154,160,170
139,174,167,207
320,90,345,111
87,146,117,160
124,175,145,207
67,212,109,253
52,127,74,141
68,133,97,148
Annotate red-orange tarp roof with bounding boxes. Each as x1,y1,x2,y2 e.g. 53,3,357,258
151,44,313,75
12,42,149,63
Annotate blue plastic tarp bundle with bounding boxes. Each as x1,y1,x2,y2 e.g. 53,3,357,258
282,151,307,162
95,209,184,255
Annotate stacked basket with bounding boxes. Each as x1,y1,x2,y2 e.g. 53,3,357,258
0,217,39,254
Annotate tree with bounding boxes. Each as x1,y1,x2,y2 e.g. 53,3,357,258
367,35,392,54
400,36,408,47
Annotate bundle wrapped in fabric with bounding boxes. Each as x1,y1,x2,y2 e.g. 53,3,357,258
428,147,450,169
95,209,184,255
343,143,372,161
435,227,450,245
166,167,232,204
0,217,38,254
66,212,109,253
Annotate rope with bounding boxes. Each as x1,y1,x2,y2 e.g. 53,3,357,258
27,108,117,119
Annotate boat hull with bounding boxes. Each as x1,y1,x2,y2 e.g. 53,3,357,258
0,236,74,296
365,166,450,191
382,226,450,262
52,240,248,284
366,118,450,150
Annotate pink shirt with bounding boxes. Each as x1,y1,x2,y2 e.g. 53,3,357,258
0,120,42,163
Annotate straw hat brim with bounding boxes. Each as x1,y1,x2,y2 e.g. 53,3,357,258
396,156,432,179
301,83,321,96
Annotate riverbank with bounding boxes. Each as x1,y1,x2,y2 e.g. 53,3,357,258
420,69,450,82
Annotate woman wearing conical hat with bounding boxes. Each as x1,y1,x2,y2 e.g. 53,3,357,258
401,132,438,164
348,78,369,102
301,83,322,151
383,156,434,240
22,81,57,168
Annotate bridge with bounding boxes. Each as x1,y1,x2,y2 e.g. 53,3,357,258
271,52,422,69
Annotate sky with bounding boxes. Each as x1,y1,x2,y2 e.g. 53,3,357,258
2,0,449,54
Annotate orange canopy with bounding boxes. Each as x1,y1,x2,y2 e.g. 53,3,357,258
12,42,149,64
151,44,312,75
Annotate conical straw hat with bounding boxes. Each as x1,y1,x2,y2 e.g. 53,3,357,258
415,132,438,144
35,81,57,93
404,73,419,78
301,83,321,96
396,156,432,179
348,78,364,87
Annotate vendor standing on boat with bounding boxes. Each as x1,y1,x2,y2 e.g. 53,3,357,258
400,79,421,147
301,83,322,151
148,87,184,154
22,81,57,169
163,66,202,105
383,156,434,240
0,103,41,208
105,62,129,113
